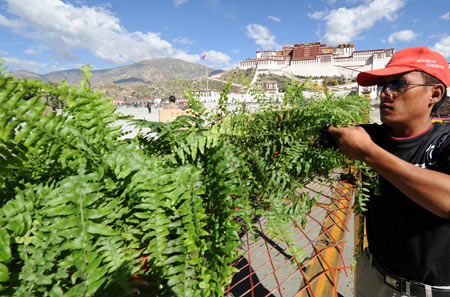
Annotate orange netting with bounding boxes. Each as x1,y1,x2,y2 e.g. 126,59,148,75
225,177,356,297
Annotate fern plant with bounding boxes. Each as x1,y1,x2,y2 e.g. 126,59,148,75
135,77,372,274
0,63,372,296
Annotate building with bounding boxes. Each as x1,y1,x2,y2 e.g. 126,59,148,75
239,42,394,80
111,97,158,107
191,89,263,110
257,80,278,93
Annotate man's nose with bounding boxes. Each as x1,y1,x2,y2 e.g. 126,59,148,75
380,88,395,100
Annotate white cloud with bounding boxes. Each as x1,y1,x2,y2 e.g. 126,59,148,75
246,24,281,50
174,0,189,7
432,35,450,58
231,49,240,54
23,48,37,55
314,0,405,45
201,50,232,69
440,12,449,20
173,51,200,64
388,30,416,43
268,16,281,22
307,10,329,20
0,0,202,66
167,49,232,69
0,13,23,29
1,56,47,73
0,50,8,56
173,37,195,45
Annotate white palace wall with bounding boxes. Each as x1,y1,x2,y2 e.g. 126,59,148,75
289,60,338,77
262,55,392,79
240,47,394,79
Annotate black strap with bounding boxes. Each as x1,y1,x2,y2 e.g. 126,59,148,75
373,257,450,296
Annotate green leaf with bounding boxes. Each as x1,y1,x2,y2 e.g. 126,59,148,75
167,273,184,287
60,238,83,250
167,264,186,276
49,285,64,297
0,263,9,282
86,277,106,296
86,222,117,236
84,208,111,219
198,135,205,155
0,230,11,263
6,215,25,235
163,255,185,266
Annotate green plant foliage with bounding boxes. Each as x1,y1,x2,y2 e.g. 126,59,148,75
0,62,372,296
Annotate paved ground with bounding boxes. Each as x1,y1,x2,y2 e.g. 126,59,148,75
115,107,160,122
337,208,355,297
369,98,381,124
113,107,159,139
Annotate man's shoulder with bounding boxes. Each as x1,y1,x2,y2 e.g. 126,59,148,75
425,123,450,172
433,122,450,133
431,123,450,150
165,103,180,109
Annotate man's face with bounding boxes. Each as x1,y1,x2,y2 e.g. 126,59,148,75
378,71,434,128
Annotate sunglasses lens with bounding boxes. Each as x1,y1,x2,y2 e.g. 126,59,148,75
388,80,408,91
378,80,409,93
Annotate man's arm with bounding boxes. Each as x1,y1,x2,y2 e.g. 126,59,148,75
328,126,450,220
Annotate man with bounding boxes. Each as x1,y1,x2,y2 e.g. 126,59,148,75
165,95,180,109
328,46,450,296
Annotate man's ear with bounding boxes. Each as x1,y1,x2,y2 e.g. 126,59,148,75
429,84,446,106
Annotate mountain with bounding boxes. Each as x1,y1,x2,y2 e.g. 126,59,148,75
11,58,215,86
10,70,42,81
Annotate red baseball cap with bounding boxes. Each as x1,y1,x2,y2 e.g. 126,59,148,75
357,46,450,87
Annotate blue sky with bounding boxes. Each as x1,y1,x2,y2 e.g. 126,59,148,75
0,0,448,74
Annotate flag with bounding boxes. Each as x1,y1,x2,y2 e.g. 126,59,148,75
201,52,206,60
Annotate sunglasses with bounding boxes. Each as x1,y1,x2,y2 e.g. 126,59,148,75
377,79,435,94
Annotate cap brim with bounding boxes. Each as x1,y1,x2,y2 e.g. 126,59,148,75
357,66,416,86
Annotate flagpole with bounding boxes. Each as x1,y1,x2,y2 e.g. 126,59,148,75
202,52,208,91
205,59,208,91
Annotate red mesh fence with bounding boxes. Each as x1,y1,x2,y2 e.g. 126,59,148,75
225,176,356,297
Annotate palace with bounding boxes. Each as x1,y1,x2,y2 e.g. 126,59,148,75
239,42,395,79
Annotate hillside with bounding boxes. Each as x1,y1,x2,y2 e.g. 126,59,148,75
11,58,214,87
8,70,42,80
212,68,255,85
10,61,361,100
97,76,243,100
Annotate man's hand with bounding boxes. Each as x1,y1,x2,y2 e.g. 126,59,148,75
327,126,377,163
